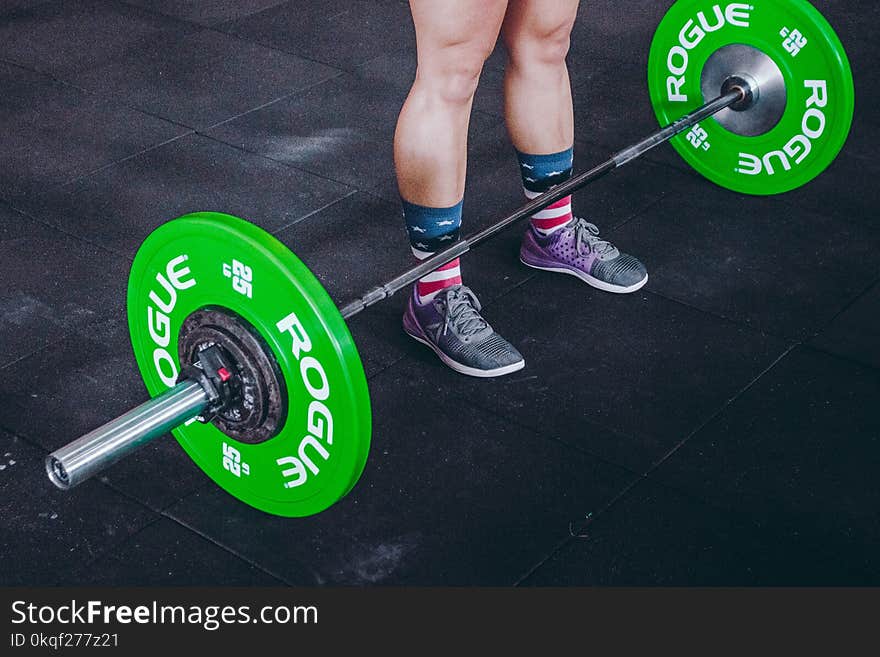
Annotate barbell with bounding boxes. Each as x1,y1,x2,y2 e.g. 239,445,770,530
45,0,854,517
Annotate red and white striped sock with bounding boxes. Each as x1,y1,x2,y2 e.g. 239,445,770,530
517,147,575,237
416,258,462,305
525,188,573,236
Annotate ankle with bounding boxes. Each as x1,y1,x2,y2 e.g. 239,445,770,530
416,258,462,305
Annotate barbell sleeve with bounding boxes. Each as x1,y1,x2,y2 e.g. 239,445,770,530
45,379,209,490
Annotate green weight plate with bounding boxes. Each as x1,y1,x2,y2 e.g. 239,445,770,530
648,0,854,195
127,212,371,517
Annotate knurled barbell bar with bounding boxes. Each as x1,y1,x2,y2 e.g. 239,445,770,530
45,0,854,517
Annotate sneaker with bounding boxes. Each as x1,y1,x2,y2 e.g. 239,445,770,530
520,217,648,293
402,284,525,378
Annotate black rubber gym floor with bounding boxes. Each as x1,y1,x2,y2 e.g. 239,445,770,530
1,0,877,586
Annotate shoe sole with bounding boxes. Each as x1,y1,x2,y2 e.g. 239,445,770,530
520,256,648,294
402,308,525,378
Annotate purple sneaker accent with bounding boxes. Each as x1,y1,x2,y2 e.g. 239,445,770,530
403,285,525,378
520,218,648,294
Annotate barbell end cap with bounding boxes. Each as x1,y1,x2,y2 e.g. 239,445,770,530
46,455,72,490
721,74,757,112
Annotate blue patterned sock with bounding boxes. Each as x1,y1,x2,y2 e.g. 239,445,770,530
401,198,463,303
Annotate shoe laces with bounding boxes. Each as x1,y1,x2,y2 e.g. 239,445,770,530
436,286,488,337
572,217,619,260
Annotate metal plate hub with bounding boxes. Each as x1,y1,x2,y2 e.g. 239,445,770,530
179,307,287,444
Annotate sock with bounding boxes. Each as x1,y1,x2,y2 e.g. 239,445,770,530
402,198,463,304
516,147,574,236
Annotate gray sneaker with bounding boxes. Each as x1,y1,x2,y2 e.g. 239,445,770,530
402,284,525,378
520,217,648,293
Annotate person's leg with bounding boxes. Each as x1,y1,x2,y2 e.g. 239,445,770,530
396,0,524,377
396,0,509,206
502,0,576,157
503,0,576,234
395,0,507,303
503,0,648,293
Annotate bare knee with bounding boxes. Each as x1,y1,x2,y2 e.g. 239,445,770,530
414,43,492,106
504,19,574,70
